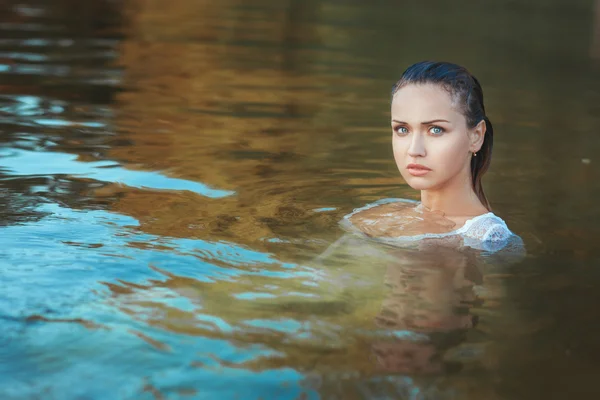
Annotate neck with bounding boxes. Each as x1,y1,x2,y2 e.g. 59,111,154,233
420,170,487,217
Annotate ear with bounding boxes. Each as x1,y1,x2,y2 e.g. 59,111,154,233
469,119,486,153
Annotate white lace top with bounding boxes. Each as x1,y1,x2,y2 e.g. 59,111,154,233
340,198,521,253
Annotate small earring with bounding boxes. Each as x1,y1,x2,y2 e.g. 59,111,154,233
473,152,477,157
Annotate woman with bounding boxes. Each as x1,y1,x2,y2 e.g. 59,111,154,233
342,61,522,253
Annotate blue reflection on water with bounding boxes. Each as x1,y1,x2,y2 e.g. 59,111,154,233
0,149,235,198
0,95,65,116
0,51,48,62
0,202,319,399
33,119,106,128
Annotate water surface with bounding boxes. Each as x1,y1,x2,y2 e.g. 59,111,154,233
2,0,600,399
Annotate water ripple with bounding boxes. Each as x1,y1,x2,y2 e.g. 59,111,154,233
0,149,235,198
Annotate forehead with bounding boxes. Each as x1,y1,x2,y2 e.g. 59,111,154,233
391,84,460,119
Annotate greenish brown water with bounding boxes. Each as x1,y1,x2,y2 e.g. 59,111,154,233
2,0,600,399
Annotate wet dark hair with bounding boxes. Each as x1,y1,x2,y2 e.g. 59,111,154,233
391,61,493,211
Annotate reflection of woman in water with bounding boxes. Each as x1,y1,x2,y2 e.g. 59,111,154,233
371,243,480,376
343,61,522,253
306,62,525,398
307,235,510,399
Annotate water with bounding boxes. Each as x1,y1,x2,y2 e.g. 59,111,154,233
1,0,600,398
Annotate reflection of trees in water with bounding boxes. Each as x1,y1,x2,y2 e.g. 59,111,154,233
4,0,598,248
1,0,125,94
0,0,129,223
0,173,127,225
104,0,600,252
108,0,371,248
0,1,135,221
0,184,48,225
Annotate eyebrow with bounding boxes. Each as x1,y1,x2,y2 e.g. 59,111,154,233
392,119,451,125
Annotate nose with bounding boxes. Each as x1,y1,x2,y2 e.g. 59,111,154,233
407,133,426,158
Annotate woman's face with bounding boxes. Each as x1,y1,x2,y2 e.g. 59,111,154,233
391,84,481,191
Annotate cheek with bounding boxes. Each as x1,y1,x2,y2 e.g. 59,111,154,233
392,136,406,160
428,138,468,169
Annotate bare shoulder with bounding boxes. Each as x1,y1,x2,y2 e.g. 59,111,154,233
348,201,416,237
349,201,413,225
346,200,456,238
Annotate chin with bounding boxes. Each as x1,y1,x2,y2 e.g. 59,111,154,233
406,180,434,190
400,173,436,190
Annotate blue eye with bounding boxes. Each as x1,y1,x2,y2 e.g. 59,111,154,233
429,126,444,135
395,126,409,135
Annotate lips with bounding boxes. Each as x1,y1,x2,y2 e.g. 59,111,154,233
406,163,431,177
